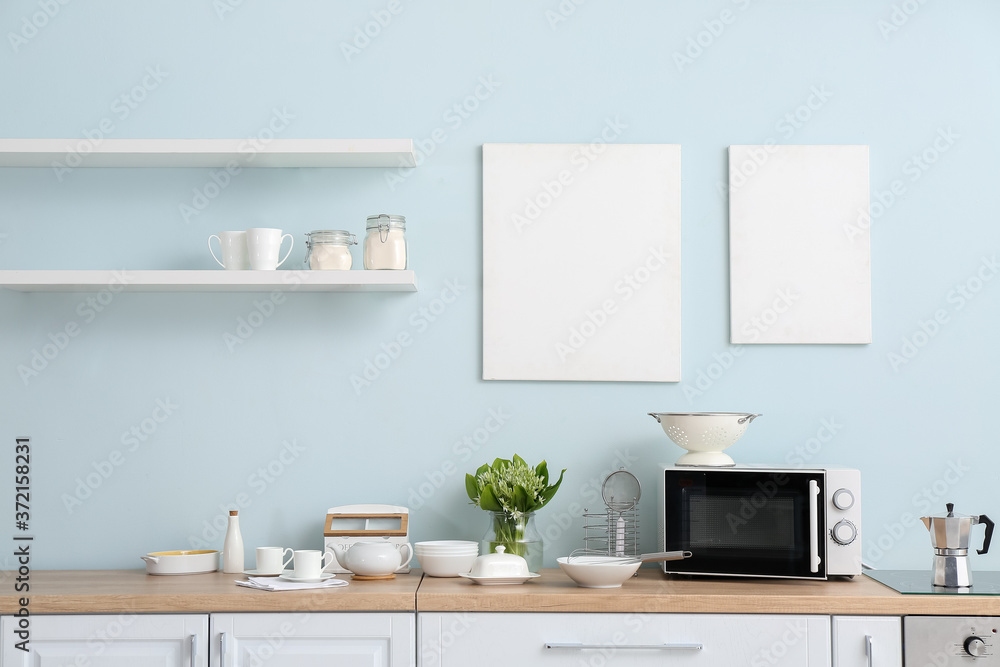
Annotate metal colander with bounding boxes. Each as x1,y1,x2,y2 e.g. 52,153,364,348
648,412,761,466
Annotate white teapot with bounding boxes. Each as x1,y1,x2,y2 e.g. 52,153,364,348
329,541,413,577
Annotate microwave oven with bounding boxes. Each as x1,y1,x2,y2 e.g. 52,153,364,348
659,465,862,580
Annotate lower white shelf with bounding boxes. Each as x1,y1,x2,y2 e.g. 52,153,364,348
0,269,417,292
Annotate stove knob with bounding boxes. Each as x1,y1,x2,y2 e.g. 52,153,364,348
831,520,857,545
832,488,855,510
964,636,987,657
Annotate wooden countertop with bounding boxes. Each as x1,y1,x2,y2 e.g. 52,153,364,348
2,568,999,615
0,569,420,613
418,569,1000,615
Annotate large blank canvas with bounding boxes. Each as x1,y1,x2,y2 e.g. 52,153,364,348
483,143,681,381
729,145,871,344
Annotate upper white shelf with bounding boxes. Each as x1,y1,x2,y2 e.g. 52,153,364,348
0,138,416,168
0,270,417,293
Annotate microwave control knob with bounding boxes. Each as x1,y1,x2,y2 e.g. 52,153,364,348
831,520,857,545
964,636,986,657
832,488,855,510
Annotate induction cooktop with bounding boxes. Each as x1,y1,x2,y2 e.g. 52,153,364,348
865,569,1000,595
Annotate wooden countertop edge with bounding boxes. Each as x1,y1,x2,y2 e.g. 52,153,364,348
3,570,998,616
413,591,1000,615
5,594,417,614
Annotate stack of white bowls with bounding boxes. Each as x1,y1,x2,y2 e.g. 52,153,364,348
414,541,479,577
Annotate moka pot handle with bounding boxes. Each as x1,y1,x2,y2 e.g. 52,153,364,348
978,514,994,555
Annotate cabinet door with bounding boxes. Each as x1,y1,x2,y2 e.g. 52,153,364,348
832,616,901,667
1,614,208,666
419,613,830,667
210,613,414,667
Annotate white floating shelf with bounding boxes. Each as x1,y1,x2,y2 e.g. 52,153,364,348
0,270,417,293
0,138,416,168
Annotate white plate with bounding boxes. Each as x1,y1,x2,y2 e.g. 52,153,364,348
278,572,338,584
243,569,281,577
457,573,540,585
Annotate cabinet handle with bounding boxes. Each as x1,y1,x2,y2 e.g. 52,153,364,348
221,632,229,667
865,633,873,667
190,634,197,666
544,642,703,651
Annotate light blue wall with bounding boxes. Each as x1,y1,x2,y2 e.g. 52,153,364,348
1,0,998,573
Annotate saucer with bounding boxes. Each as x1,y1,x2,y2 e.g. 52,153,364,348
457,573,540,585
243,569,281,577
278,572,338,584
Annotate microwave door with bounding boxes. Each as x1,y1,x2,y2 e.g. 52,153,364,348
663,471,826,579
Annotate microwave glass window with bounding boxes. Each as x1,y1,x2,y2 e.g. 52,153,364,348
663,470,826,579
688,495,795,549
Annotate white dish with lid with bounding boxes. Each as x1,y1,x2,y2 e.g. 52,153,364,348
459,545,537,584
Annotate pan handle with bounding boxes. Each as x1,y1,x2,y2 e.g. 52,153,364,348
978,514,994,555
648,413,662,423
738,414,762,424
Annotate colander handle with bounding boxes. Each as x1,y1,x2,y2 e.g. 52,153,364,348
738,413,762,424
978,514,994,555
648,413,662,423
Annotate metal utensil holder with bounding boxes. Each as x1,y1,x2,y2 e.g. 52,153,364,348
582,507,640,558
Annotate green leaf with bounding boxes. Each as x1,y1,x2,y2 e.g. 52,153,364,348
535,460,549,486
512,485,530,513
475,463,490,478
465,473,481,503
534,468,566,510
478,485,504,512
512,453,528,468
492,457,510,471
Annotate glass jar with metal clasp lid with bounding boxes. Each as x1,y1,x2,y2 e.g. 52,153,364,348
304,230,357,270
363,214,407,270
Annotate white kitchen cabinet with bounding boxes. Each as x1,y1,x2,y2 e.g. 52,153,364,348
419,613,831,667
0,614,207,666
832,616,902,667
210,612,414,667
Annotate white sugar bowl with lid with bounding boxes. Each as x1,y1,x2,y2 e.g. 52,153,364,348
458,546,541,585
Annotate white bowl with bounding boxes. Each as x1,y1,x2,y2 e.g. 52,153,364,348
141,550,219,576
413,540,479,553
556,556,641,588
416,551,478,577
415,544,479,550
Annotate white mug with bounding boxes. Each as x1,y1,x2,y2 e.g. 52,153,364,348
292,549,335,579
208,231,250,270
255,547,293,575
246,228,294,270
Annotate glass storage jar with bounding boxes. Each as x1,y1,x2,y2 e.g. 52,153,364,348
304,230,357,270
363,214,407,270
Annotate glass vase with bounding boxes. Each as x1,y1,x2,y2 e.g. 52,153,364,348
480,511,543,572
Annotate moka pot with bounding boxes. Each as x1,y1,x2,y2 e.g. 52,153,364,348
920,503,994,588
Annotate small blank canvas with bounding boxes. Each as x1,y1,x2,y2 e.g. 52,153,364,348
729,145,871,344
483,143,682,381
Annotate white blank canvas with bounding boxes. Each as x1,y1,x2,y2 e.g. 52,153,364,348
729,145,871,344
483,143,681,381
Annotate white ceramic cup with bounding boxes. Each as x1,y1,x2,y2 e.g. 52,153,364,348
208,231,250,270
292,549,335,579
246,228,294,270
256,547,293,575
